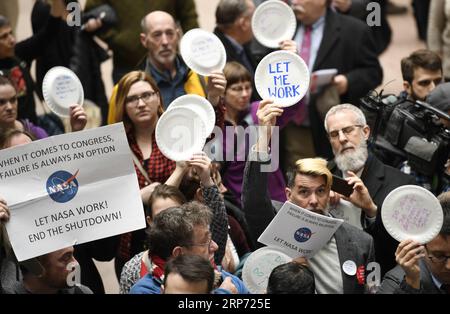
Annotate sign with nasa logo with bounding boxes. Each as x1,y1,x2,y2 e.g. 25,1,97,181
258,202,344,258
0,123,145,261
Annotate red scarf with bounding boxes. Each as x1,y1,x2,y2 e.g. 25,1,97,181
140,253,166,282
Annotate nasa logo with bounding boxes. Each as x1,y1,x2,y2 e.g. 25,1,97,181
46,170,79,203
294,227,312,243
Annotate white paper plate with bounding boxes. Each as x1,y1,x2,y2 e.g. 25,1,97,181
166,94,216,137
381,185,443,244
155,107,207,161
254,50,310,107
252,0,297,48
180,28,226,76
42,66,84,117
242,246,292,294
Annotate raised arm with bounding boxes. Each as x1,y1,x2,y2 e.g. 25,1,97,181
242,100,283,248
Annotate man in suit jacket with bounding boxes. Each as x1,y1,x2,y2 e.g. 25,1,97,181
324,104,416,276
281,0,383,166
214,0,260,101
378,191,450,294
242,100,375,294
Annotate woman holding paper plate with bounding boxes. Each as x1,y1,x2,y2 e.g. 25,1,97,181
218,61,302,206
0,75,87,138
114,71,179,276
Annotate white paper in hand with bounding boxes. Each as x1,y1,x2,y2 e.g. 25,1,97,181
258,202,344,258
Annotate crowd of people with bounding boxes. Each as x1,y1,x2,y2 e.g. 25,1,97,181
0,0,449,295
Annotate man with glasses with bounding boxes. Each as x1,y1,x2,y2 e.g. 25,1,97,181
324,104,416,277
130,202,248,294
108,11,227,123
241,101,375,294
379,191,450,294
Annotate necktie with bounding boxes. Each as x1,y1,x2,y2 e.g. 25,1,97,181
293,25,312,125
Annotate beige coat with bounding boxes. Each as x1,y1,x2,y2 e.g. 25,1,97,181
428,0,450,78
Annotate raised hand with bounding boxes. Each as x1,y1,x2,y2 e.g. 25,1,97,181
70,105,87,132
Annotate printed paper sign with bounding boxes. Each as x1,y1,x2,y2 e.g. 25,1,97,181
258,201,344,258
0,123,145,261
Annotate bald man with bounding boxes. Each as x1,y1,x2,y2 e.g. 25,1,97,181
137,11,226,109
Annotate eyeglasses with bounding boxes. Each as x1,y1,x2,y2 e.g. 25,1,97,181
0,96,17,107
188,236,213,248
125,91,158,106
327,125,364,139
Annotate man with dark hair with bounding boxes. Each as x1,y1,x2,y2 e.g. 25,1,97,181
214,0,256,75
378,191,450,294
0,0,65,124
267,262,315,294
8,247,92,294
401,49,443,102
129,202,249,294
162,255,215,294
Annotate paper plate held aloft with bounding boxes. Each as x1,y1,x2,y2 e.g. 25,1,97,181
180,28,226,76
255,50,310,107
242,246,292,294
381,185,443,244
166,94,216,137
252,0,297,48
42,66,84,117
155,107,207,161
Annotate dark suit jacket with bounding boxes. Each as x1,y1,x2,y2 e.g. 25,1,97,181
331,154,416,276
242,158,375,294
305,9,383,158
213,28,259,101
378,260,445,294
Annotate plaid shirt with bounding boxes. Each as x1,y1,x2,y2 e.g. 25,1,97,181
127,132,176,188
117,132,176,264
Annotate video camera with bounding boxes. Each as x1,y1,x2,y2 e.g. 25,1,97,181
360,90,450,177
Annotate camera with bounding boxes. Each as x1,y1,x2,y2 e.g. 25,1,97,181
359,91,450,179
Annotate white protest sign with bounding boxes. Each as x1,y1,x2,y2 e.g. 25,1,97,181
381,185,443,244
251,0,297,49
0,123,145,261
242,246,292,294
258,201,344,258
180,28,226,76
254,50,310,107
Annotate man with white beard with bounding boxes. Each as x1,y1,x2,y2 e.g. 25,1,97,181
324,104,416,277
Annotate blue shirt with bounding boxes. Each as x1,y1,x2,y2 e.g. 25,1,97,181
129,269,250,294
145,56,189,109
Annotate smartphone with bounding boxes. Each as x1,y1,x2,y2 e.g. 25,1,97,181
331,175,354,197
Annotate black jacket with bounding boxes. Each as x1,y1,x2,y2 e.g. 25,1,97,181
331,154,416,276
307,9,383,158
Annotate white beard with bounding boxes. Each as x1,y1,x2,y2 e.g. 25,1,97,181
334,140,368,173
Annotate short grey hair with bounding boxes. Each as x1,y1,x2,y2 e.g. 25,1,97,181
216,0,249,29
324,104,367,132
